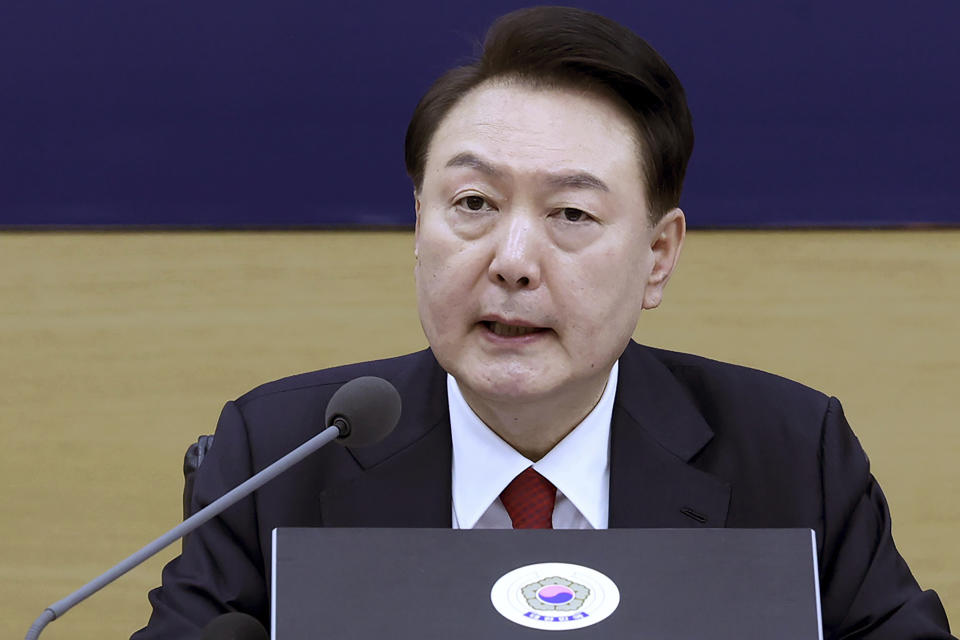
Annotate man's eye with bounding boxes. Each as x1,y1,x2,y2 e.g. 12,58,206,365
457,195,491,212
560,208,590,222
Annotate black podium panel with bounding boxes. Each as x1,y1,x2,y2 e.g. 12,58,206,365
272,528,821,639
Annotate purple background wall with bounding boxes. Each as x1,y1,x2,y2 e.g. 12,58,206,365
2,0,957,228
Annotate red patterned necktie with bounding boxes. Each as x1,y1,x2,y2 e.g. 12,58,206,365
500,467,557,529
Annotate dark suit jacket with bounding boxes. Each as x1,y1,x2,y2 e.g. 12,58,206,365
133,342,953,639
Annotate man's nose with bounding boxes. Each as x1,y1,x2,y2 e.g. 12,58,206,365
488,216,542,290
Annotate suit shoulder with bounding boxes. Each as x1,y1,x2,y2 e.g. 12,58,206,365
638,345,832,426
647,345,827,399
234,349,434,409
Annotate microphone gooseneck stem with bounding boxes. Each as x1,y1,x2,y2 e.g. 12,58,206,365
25,424,342,640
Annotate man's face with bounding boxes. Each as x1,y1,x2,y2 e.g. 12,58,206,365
415,80,681,408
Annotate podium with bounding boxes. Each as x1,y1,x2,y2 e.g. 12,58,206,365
271,528,822,639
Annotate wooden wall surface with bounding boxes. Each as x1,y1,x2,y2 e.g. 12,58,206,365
1,230,957,637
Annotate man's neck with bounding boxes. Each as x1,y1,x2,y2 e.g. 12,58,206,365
457,373,611,461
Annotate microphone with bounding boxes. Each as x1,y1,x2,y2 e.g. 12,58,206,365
25,376,402,640
200,612,269,640
326,375,401,446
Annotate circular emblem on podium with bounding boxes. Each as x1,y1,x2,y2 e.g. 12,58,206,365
490,562,620,631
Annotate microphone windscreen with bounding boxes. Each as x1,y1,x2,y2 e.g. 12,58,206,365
200,612,268,640
325,376,401,447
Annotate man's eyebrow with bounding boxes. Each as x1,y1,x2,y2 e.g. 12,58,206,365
444,152,503,177
444,152,610,192
545,172,610,192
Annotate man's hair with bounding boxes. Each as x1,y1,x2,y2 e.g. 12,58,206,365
404,6,694,222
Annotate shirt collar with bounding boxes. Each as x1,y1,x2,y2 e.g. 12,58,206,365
449,361,617,529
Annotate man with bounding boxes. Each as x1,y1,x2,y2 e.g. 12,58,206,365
134,6,953,638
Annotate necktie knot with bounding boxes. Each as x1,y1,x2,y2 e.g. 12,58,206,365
500,467,556,529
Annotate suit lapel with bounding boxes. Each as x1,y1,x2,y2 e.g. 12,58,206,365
609,343,731,528
317,344,731,530
318,350,453,527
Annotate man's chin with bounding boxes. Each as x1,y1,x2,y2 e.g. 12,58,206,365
457,368,565,406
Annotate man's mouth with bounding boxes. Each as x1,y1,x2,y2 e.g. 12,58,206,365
482,321,547,337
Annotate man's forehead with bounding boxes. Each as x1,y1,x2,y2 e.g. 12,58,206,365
439,79,636,135
425,82,644,187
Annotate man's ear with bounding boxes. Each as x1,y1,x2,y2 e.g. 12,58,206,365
642,208,685,310
413,192,421,259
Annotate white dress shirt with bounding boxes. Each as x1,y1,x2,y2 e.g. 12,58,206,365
449,361,617,530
